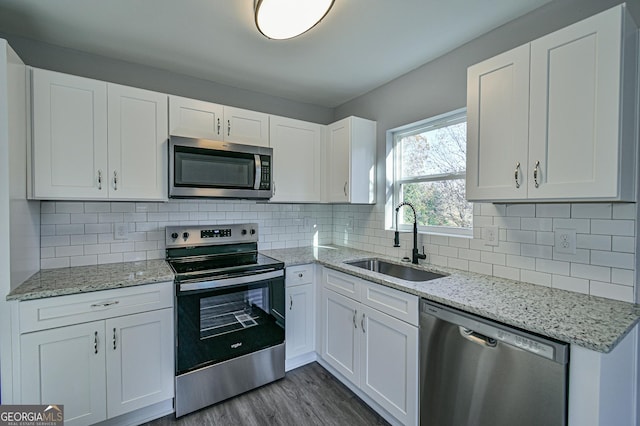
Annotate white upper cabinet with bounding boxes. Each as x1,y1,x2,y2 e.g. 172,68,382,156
466,44,530,201
169,95,223,140
169,95,269,147
269,115,322,203
224,106,270,147
31,69,168,201
466,4,638,202
325,116,376,204
31,69,108,199
107,84,168,200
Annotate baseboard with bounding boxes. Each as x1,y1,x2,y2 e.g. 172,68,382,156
95,399,174,426
285,351,317,371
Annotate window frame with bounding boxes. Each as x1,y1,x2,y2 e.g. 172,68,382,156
391,108,472,237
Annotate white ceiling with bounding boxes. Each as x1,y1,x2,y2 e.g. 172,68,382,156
0,0,553,107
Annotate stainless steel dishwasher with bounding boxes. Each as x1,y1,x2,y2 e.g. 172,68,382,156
419,299,569,426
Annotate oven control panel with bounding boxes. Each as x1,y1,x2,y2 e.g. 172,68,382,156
166,223,258,248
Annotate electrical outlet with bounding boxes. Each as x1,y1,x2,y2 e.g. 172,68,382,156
346,215,354,231
554,228,576,254
114,222,129,240
483,225,499,246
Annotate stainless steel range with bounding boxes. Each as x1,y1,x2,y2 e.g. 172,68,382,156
166,223,285,417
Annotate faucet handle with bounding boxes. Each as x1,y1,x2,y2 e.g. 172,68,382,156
418,245,427,260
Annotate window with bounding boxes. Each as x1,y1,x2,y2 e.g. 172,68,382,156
392,109,472,236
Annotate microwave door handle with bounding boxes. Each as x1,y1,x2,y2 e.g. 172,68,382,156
254,154,262,190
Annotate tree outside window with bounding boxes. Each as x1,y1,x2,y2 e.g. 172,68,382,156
393,109,472,236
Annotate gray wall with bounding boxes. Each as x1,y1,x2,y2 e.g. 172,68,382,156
0,32,334,124
334,0,630,203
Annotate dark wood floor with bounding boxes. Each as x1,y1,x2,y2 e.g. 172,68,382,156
143,362,390,426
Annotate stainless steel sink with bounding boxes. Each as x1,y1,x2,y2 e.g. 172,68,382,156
344,259,445,282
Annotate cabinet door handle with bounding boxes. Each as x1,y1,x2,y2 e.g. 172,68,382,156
361,313,366,333
90,300,119,308
343,182,348,196
113,328,117,350
97,170,102,190
514,162,521,188
289,295,293,310
533,161,540,188
94,331,98,354
273,182,276,195
113,171,118,191
217,118,221,135
353,310,357,329
227,119,231,137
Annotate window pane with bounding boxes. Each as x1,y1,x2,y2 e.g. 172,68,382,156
399,122,466,178
399,179,472,229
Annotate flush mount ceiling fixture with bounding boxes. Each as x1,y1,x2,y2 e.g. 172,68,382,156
255,0,335,40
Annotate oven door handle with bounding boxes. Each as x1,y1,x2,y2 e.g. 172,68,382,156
178,268,284,292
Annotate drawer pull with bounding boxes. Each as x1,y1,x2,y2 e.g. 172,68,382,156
94,331,98,354
298,273,303,278
90,300,120,308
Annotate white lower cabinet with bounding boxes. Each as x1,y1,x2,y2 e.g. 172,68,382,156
285,264,316,370
17,283,174,426
320,268,418,426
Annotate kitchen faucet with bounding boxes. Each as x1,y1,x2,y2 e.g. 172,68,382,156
394,201,427,265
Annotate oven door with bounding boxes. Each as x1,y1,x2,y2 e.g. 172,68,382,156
169,136,272,199
175,270,284,375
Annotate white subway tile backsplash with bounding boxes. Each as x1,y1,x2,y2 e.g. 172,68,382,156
589,281,633,303
611,268,634,286
39,199,636,304
591,220,634,236
536,204,570,218
612,236,635,253
536,258,570,275
552,275,589,294
520,270,551,287
571,204,611,219
576,234,611,250
570,263,610,282
591,250,634,269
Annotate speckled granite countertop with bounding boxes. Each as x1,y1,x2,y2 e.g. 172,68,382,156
7,259,173,301
262,245,640,353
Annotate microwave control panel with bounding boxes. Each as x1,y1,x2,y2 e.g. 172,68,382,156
260,155,271,190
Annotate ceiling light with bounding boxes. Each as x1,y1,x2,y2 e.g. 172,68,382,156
255,0,335,40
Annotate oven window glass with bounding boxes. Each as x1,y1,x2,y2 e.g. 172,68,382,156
200,288,267,339
174,148,255,189
176,278,285,375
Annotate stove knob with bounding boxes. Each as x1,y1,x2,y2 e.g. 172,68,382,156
250,229,256,235
241,229,247,235
182,232,190,239
171,232,178,239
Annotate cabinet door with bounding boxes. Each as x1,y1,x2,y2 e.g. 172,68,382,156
31,68,108,199
360,305,418,426
20,322,107,426
223,106,269,147
285,283,315,360
326,118,351,202
169,95,224,140
106,309,174,418
466,44,530,201
528,6,625,199
107,84,168,200
270,116,322,202
320,289,360,385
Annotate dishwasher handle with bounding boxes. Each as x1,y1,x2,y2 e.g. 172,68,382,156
460,327,497,347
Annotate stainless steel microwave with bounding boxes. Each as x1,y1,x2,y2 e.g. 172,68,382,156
169,136,273,199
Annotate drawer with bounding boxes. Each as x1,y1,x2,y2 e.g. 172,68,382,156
361,281,418,326
19,281,174,333
286,264,314,287
323,268,361,301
